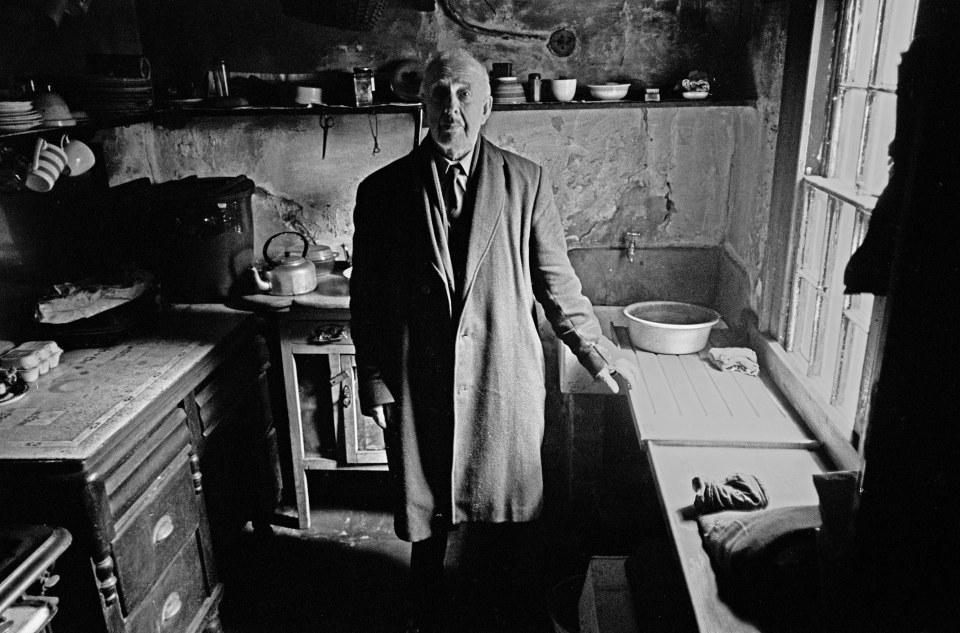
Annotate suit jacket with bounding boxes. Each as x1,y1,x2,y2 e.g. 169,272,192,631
350,136,611,542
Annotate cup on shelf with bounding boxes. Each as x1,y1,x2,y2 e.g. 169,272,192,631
25,137,68,193
60,135,96,176
545,78,577,102
294,85,323,106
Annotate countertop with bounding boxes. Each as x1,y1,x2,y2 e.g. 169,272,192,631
0,304,252,462
560,306,817,448
236,270,350,312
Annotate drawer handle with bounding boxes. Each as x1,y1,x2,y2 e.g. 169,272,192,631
161,591,182,623
152,514,175,544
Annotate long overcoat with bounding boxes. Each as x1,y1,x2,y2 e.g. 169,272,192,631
350,137,610,542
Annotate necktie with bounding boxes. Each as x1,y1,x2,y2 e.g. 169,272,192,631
443,162,465,219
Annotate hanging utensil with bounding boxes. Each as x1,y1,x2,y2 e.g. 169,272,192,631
320,115,335,159
368,111,380,155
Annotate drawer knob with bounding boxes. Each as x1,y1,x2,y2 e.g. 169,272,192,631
152,514,175,544
161,591,182,623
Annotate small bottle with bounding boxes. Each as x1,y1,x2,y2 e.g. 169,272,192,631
212,59,229,97
353,67,375,106
528,73,541,103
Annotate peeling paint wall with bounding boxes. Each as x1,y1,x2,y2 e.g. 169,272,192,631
722,0,792,317
102,104,759,263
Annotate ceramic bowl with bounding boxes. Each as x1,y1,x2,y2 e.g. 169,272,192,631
587,83,630,100
622,301,720,354
34,91,75,125
546,78,577,102
682,91,709,100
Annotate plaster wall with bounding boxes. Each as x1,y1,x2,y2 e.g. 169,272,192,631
132,0,756,101
101,104,759,268
721,0,791,321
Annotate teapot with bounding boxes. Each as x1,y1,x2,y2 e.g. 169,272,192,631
250,232,318,295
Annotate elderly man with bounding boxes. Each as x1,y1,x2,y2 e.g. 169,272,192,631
350,49,630,632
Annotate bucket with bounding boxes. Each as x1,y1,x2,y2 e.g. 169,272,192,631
548,574,584,633
141,175,255,302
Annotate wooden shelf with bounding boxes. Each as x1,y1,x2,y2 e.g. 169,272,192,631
492,97,756,110
1,96,756,142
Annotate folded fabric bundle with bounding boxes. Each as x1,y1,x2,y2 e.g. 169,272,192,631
693,473,768,515
34,268,153,324
697,505,824,631
708,347,760,376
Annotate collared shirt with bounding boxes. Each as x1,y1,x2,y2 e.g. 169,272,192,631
429,136,481,296
432,138,479,219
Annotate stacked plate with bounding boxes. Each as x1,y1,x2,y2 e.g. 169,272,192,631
0,101,43,132
81,75,154,116
492,77,526,104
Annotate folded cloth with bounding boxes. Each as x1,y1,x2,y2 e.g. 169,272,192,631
35,268,153,324
693,473,768,515
697,505,824,631
708,347,760,376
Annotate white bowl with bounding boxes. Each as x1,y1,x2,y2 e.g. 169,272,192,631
682,91,709,100
622,301,720,354
545,78,577,102
587,83,630,100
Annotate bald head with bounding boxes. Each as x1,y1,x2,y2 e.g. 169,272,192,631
421,49,493,160
421,50,490,101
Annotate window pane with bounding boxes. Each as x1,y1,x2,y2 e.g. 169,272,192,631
795,279,821,364
832,88,867,183
877,0,918,87
848,0,881,86
860,90,896,196
798,187,829,283
834,314,870,428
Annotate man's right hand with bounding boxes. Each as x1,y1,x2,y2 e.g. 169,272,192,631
366,404,388,430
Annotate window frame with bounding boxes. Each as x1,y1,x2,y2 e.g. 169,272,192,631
755,0,918,470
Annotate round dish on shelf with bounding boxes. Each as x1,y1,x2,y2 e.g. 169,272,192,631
587,83,630,100
682,91,709,100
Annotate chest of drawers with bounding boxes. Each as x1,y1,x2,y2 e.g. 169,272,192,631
0,306,281,633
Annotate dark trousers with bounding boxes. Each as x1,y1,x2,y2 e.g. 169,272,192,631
407,521,547,629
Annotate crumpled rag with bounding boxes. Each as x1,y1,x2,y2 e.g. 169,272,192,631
709,347,760,376
693,473,768,515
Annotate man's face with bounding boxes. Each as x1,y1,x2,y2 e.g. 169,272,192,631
423,58,492,160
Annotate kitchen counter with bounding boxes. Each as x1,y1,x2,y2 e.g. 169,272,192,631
0,302,280,633
237,270,350,312
559,306,817,449
0,304,253,462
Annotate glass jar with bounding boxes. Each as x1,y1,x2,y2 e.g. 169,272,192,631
353,67,375,106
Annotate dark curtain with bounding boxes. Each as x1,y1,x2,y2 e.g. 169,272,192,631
846,3,960,631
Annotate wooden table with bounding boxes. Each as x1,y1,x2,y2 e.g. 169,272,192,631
644,443,829,633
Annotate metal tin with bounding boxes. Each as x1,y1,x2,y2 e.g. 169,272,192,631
528,73,541,102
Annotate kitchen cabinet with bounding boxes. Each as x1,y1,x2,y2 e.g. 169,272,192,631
0,306,281,633
277,307,387,531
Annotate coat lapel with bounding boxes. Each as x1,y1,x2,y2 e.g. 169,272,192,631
458,138,505,308
411,142,455,314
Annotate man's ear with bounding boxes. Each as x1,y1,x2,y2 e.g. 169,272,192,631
481,95,493,123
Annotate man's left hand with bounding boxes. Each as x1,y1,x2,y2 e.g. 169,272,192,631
595,358,638,395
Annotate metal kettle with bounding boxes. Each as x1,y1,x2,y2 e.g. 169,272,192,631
250,232,318,295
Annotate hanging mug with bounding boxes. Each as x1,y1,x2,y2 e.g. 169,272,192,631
60,135,95,176
25,137,68,193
